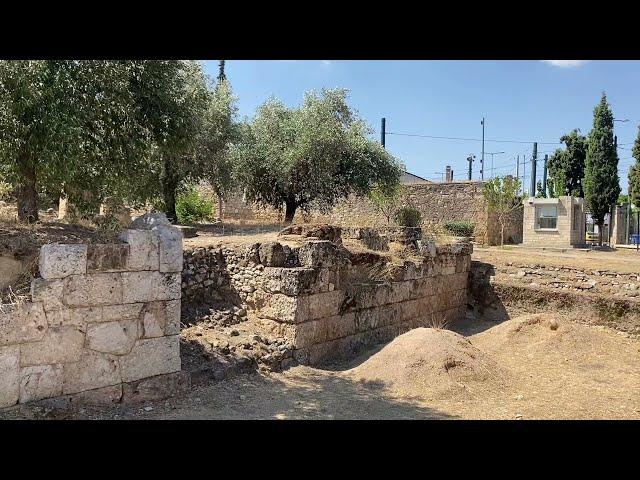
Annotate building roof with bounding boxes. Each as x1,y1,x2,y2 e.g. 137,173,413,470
400,171,431,184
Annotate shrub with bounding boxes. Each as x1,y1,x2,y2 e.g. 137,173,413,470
443,220,475,237
176,188,213,225
394,206,422,227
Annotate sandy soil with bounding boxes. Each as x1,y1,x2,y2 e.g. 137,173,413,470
474,245,640,274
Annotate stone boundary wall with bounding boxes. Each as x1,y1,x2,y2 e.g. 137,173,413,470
0,214,185,409
198,181,522,245
182,230,472,366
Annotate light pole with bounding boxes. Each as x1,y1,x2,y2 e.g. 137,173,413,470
486,151,505,179
480,118,485,180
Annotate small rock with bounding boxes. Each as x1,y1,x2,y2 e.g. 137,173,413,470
240,395,246,401
230,329,240,337
515,413,523,419
549,319,559,331
143,406,154,412
515,394,524,400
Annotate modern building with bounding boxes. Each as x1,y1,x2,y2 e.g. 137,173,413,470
522,196,586,248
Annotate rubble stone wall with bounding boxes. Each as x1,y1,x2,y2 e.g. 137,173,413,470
182,231,472,366
0,215,184,409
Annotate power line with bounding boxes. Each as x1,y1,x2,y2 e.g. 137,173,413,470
386,131,561,145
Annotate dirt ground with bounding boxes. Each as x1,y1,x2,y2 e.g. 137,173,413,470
3,310,638,420
474,244,640,274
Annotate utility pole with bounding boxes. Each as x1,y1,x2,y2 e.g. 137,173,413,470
523,154,527,195
481,118,485,180
381,118,386,148
530,143,538,197
516,155,520,190
542,154,548,197
467,154,475,180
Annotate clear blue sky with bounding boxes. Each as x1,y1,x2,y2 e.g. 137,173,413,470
203,60,640,194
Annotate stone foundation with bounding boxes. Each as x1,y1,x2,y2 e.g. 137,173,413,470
0,213,183,409
182,227,472,366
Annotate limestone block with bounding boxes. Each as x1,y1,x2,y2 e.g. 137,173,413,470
69,384,123,405
119,335,181,383
0,345,20,408
31,278,65,312
87,243,129,272
165,300,181,336
157,225,183,273
258,242,287,267
139,302,166,338
263,267,322,295
63,273,123,307
45,309,77,328
121,271,180,303
293,313,357,348
39,243,87,279
102,303,144,322
0,302,47,346
298,240,342,268
118,229,160,271
67,306,103,325
257,291,346,324
121,371,190,404
19,364,63,403
63,350,121,395
20,325,85,366
86,319,138,355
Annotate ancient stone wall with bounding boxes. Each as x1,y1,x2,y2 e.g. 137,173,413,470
198,180,522,245
0,214,185,409
182,229,472,366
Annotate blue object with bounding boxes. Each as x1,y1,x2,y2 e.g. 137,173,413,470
631,234,640,245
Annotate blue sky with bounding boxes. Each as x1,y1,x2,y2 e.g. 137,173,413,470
203,60,640,194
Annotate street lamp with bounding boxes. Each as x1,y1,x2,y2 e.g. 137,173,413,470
486,151,505,178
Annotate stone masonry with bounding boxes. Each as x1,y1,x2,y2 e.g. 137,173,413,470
182,227,472,366
0,213,185,409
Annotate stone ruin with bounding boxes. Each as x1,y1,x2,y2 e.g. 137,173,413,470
0,213,185,409
182,225,472,367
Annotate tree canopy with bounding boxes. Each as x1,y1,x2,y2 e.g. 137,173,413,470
483,175,522,246
547,129,587,198
583,93,620,244
628,126,640,208
232,89,403,222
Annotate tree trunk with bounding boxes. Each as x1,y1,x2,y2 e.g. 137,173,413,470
284,199,297,224
598,221,603,246
163,178,178,224
216,193,223,222
501,221,505,247
17,158,38,223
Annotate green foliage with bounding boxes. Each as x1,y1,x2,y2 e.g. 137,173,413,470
175,187,213,225
628,126,640,208
232,88,403,222
535,180,545,198
584,93,621,233
483,175,522,245
394,206,422,227
547,129,587,198
368,182,404,224
443,220,475,237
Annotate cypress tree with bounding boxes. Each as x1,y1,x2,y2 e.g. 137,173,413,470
584,93,620,245
628,126,640,208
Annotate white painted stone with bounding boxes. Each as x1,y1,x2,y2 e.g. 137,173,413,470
86,319,138,355
118,229,159,271
0,302,47,346
0,345,20,408
119,335,181,383
19,364,63,403
63,350,121,395
39,243,87,279
63,273,123,307
156,225,183,273
31,278,65,312
20,325,85,366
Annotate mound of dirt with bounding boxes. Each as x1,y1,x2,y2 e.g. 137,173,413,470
346,328,507,400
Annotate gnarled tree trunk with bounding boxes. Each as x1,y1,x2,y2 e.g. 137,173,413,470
284,198,298,224
17,155,38,223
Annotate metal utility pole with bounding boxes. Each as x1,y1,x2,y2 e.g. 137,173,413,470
542,154,548,197
516,155,520,188
381,118,386,148
523,154,527,195
530,143,538,197
481,118,485,180
467,154,475,180
486,151,505,179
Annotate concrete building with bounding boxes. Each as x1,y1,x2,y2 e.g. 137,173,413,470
523,196,586,248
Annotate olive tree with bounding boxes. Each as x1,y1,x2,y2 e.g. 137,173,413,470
232,89,403,223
